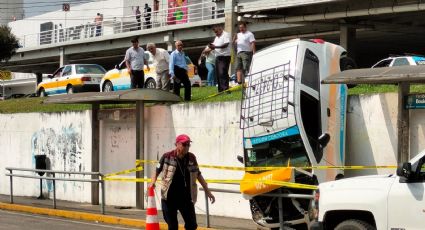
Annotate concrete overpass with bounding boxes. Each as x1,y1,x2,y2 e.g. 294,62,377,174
3,0,425,74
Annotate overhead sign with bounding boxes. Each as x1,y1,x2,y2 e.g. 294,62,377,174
406,94,425,109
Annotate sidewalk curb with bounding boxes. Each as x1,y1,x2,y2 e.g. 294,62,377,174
0,202,214,230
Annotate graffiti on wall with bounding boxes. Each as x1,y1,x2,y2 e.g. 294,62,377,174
31,123,85,192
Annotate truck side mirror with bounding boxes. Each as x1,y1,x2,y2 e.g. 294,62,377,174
397,162,412,182
237,155,244,164
318,133,330,148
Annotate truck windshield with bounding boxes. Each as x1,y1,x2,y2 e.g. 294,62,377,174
245,134,310,168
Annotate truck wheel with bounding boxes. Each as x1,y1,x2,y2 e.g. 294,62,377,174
340,57,357,88
335,219,375,230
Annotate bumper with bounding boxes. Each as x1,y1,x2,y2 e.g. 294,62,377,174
310,221,324,230
74,84,100,92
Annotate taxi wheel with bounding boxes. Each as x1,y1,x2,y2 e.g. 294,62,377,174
66,85,74,94
103,81,114,92
145,78,156,89
39,88,46,97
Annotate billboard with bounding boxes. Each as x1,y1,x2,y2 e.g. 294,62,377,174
167,0,188,25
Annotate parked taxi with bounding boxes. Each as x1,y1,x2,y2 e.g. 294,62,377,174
37,64,106,97
100,51,201,92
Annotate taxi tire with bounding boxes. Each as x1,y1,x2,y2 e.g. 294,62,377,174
39,88,46,97
66,85,74,94
145,78,156,89
103,81,114,92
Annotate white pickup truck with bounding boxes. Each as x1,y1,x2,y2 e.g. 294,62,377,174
311,149,425,230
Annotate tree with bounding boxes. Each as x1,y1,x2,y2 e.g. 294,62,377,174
0,25,19,62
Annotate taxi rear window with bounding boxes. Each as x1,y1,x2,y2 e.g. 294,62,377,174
76,65,106,74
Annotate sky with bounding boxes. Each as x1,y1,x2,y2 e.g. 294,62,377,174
23,0,100,18
24,0,61,17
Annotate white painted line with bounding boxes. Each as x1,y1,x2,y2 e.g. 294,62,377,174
0,209,139,229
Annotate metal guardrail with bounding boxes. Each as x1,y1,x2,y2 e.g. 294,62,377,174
5,167,105,214
18,1,224,49
200,187,314,229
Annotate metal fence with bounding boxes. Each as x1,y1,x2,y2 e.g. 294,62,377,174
5,167,105,214
18,1,224,49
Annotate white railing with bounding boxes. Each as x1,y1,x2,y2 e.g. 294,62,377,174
18,2,224,49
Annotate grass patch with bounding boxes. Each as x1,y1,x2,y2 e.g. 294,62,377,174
348,84,425,95
2,84,425,114
0,86,243,114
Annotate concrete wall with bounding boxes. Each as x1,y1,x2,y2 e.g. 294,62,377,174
2,93,425,219
0,111,93,202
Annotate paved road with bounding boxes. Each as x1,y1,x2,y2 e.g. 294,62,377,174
0,209,141,230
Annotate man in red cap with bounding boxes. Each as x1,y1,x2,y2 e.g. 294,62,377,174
151,134,215,230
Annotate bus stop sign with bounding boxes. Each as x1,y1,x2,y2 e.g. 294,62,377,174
406,94,425,109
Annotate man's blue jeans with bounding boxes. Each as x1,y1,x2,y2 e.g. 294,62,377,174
206,62,216,86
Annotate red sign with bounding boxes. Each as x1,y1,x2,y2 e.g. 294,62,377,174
62,3,70,12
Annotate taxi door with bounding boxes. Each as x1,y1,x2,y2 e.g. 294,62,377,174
46,67,64,94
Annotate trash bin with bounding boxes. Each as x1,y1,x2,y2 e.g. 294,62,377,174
34,155,47,176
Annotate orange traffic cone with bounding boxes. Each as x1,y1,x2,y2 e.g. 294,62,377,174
146,186,160,230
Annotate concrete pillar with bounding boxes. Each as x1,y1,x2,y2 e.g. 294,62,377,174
164,32,174,52
91,104,100,205
136,101,145,209
224,0,236,75
339,24,356,59
397,83,410,163
59,47,69,66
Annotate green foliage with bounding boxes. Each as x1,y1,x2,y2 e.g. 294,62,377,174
0,25,19,62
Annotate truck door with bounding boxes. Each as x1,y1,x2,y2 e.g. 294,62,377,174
387,156,425,229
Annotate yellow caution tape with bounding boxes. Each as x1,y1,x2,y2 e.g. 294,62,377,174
198,164,245,171
196,84,243,101
103,166,144,178
104,177,153,182
135,159,158,167
103,177,316,190
136,160,397,171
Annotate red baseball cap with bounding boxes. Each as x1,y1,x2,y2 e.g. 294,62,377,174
175,134,191,144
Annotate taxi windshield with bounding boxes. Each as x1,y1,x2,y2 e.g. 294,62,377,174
245,134,310,168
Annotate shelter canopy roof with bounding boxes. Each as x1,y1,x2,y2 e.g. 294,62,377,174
43,89,181,104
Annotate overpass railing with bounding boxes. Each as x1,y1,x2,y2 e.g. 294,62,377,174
18,1,224,49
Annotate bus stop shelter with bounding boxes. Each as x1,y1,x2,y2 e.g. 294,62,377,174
322,65,425,164
44,89,181,209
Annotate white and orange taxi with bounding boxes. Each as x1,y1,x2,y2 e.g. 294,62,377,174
37,64,106,97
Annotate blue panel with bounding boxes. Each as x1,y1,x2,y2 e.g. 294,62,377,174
339,85,346,163
114,84,131,91
245,126,300,146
